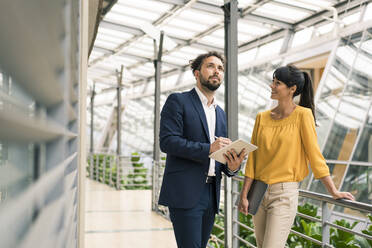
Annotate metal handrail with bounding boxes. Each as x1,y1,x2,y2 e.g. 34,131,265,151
299,189,372,213
226,175,372,247
87,153,152,189
86,154,372,247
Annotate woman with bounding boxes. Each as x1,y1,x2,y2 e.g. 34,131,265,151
238,65,354,248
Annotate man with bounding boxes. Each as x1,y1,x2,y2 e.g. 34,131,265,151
158,51,246,248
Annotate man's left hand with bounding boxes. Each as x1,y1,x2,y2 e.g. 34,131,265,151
223,148,247,172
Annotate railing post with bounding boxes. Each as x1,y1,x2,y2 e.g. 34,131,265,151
102,155,107,183
322,201,331,247
152,160,158,210
116,156,120,189
90,83,95,153
223,0,239,247
109,156,113,187
152,32,163,211
89,154,93,179
95,154,99,181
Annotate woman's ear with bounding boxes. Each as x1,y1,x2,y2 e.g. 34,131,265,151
290,85,297,95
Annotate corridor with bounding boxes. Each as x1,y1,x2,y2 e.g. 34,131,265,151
85,179,177,248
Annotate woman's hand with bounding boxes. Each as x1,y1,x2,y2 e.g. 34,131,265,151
320,176,355,201
239,177,254,215
238,197,249,215
331,190,355,201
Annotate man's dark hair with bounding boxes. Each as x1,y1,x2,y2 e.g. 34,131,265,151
189,51,225,74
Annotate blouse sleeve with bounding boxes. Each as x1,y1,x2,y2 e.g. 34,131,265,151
244,113,260,178
300,109,330,179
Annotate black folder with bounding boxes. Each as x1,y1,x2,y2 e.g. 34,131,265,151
247,179,268,215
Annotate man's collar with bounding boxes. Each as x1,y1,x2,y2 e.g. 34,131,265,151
194,87,217,108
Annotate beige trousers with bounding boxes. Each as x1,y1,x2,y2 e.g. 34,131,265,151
252,182,299,248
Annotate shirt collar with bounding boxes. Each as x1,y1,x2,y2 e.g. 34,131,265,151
194,87,217,108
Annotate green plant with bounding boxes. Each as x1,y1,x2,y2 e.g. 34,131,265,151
330,219,360,248
238,212,256,247
210,210,256,248
124,153,150,190
356,214,372,248
210,213,225,248
287,203,322,248
87,154,116,187
209,201,371,248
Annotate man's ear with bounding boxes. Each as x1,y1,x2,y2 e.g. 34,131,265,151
194,70,199,79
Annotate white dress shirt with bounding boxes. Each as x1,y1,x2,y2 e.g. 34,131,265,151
195,87,217,176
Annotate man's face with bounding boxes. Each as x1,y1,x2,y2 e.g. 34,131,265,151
196,56,224,91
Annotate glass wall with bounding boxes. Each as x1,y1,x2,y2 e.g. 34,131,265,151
0,1,82,246
0,72,36,202
121,95,156,156
232,28,372,206
307,28,372,204
238,60,282,141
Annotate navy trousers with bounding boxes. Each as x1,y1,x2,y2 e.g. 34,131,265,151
169,182,217,248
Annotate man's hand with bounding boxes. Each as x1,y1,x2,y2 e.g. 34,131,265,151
209,137,231,154
224,148,247,171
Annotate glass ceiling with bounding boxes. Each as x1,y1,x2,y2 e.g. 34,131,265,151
87,0,371,154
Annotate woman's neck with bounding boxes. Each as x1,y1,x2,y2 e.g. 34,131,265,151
272,99,297,119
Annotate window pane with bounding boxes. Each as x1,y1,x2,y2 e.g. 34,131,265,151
353,106,372,162
321,33,365,159
323,121,358,160
238,61,282,140
315,36,356,147
309,163,335,194
340,165,372,204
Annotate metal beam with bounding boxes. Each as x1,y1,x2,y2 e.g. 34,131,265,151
280,28,295,54
238,28,285,53
125,23,224,71
294,0,368,30
100,20,144,35
102,0,118,16
156,0,223,15
237,0,367,54
271,0,316,14
91,46,182,69
158,0,294,29
154,0,185,5
90,84,96,153
91,0,368,94
223,1,239,247
152,32,163,211
242,13,293,29
93,21,224,58
90,0,274,70
116,65,123,156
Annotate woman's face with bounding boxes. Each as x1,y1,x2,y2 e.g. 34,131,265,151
270,78,296,100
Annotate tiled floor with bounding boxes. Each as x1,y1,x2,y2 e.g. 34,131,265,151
85,179,177,248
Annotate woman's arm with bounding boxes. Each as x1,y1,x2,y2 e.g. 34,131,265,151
238,176,254,215
320,176,355,200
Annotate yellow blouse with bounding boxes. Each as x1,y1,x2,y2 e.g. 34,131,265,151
245,106,330,185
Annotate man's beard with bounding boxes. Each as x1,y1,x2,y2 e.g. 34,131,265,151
199,74,221,91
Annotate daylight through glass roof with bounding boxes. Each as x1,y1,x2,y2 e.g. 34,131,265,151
87,0,371,154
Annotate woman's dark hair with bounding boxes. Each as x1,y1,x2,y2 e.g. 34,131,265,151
190,51,225,74
273,65,316,124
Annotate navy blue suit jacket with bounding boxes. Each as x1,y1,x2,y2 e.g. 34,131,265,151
158,88,235,212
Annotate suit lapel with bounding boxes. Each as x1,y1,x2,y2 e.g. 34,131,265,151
189,88,210,141
215,106,225,176
215,108,221,138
